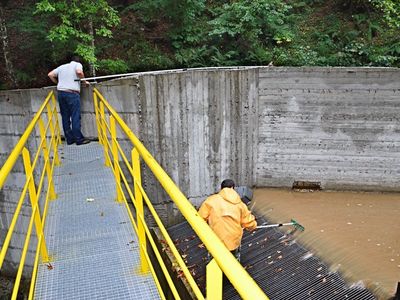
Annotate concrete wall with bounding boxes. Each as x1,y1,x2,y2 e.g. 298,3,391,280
0,88,53,277
135,69,259,208
257,67,400,191
100,67,397,204
1,67,399,275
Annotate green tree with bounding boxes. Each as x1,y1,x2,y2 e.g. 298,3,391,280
371,0,400,28
207,0,292,65
0,2,17,88
35,0,120,76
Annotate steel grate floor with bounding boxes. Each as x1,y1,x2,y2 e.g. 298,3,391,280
34,142,160,300
168,218,378,300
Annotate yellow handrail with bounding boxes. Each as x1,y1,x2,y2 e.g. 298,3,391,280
0,90,61,300
93,88,268,300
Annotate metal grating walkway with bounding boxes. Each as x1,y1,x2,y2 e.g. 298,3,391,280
168,218,377,300
34,142,160,299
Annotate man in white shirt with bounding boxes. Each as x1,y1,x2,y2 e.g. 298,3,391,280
48,55,90,145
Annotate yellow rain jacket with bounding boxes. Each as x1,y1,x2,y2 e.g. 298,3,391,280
198,188,257,251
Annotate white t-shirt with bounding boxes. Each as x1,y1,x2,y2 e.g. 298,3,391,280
53,61,83,92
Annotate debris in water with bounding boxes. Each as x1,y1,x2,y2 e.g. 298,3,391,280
46,264,53,270
86,198,94,202
301,252,313,261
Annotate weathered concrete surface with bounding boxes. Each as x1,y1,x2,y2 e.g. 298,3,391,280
136,69,259,207
0,88,53,278
1,67,399,276
257,67,400,191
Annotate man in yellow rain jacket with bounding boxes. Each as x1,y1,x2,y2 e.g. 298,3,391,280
198,179,257,261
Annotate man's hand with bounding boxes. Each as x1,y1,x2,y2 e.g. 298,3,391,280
82,80,90,87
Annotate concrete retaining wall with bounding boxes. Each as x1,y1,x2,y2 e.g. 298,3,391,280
0,88,52,277
135,70,259,207
1,67,399,275
257,67,400,191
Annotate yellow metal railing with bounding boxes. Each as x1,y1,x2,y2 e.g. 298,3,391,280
0,91,61,300
93,88,269,300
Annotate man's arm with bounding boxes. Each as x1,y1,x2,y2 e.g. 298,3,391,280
76,68,89,86
198,199,211,222
241,205,257,231
76,68,85,78
48,70,58,84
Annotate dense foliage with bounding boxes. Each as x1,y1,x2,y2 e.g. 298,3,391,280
0,0,399,89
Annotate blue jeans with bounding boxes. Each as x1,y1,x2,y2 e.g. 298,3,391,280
58,91,84,144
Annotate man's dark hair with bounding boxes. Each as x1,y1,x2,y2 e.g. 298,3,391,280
221,179,235,189
70,55,81,63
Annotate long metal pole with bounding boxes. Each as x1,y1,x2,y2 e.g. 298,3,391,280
76,66,261,82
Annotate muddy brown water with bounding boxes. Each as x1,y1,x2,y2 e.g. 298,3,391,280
253,188,400,300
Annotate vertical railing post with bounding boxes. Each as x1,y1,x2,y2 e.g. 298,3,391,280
93,91,102,146
51,92,62,146
46,103,60,166
206,259,223,300
22,148,50,262
99,101,111,167
38,118,57,200
110,116,122,202
132,148,148,273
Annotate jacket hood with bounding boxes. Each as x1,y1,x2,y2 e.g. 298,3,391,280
218,188,242,204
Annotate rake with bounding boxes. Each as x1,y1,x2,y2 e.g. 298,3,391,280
256,219,305,232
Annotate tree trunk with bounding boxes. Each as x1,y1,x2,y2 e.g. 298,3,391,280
88,18,96,78
0,5,17,88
